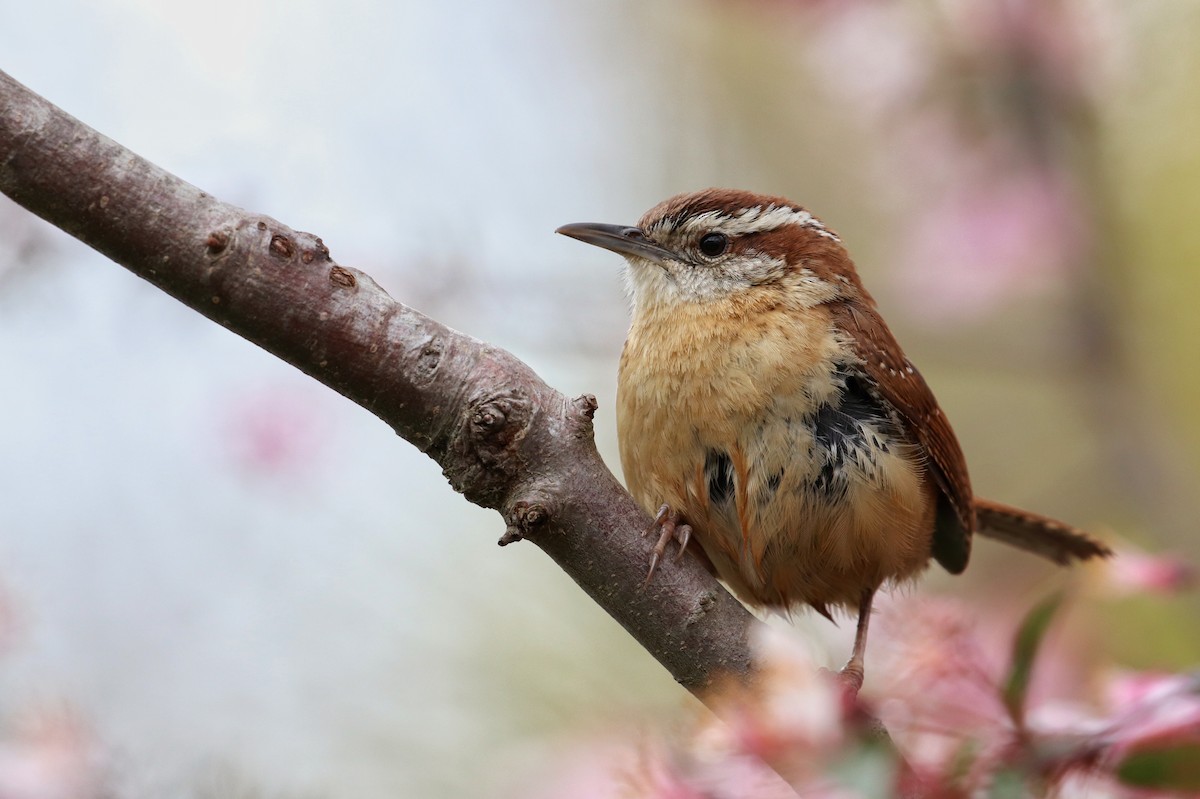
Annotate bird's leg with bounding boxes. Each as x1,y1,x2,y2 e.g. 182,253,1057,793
839,588,876,694
643,503,692,585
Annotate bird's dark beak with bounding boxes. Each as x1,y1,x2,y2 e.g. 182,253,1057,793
556,222,675,265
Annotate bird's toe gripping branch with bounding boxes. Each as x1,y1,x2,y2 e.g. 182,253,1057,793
644,504,693,585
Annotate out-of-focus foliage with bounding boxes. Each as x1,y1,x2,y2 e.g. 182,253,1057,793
517,586,1200,798
1003,591,1064,728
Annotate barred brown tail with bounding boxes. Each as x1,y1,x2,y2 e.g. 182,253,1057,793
974,498,1113,565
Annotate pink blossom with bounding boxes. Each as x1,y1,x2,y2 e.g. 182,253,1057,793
700,627,845,761
520,589,1200,797
870,598,1017,789
218,383,329,478
870,598,1200,794
519,629,859,798
895,164,1088,319
938,0,1107,102
798,2,930,120
516,734,798,799
1102,550,1197,596
0,710,104,799
1100,672,1200,757
764,0,1114,321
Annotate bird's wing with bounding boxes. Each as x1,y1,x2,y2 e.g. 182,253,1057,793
834,301,975,573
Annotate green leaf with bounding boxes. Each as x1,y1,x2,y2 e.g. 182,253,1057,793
988,768,1028,799
947,738,980,786
831,741,898,799
1117,743,1200,791
1002,592,1065,728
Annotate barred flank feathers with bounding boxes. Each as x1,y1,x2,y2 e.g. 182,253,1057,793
974,498,1113,565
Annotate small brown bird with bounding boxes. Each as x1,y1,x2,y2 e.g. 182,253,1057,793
557,188,1111,688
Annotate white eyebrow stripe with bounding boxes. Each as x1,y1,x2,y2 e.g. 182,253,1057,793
671,205,841,242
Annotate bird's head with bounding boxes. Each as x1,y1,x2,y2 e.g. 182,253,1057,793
557,188,865,314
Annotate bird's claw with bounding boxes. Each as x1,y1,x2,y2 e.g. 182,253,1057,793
643,504,692,586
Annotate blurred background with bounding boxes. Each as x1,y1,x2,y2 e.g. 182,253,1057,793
0,0,1198,796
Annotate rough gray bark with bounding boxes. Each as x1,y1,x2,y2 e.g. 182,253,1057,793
0,69,758,697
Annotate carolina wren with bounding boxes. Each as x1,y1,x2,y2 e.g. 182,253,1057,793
557,188,1111,688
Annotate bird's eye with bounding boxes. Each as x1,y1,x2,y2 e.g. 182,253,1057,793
698,232,729,258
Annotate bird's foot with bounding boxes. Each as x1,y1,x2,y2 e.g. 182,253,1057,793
837,662,864,696
818,665,865,712
643,504,692,585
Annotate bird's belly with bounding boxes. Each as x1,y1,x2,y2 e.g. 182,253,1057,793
705,433,935,611
620,387,936,612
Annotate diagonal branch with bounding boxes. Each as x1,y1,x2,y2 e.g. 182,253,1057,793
0,69,758,698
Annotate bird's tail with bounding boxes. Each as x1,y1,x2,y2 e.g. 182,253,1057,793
974,498,1112,565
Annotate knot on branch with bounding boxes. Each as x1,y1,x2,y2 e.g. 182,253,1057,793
499,498,552,546
238,218,332,267
466,390,532,464
269,233,295,259
328,265,357,288
445,388,534,507
205,229,230,254
684,590,721,629
410,338,443,387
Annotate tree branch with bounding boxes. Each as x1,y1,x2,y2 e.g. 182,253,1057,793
0,69,758,698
